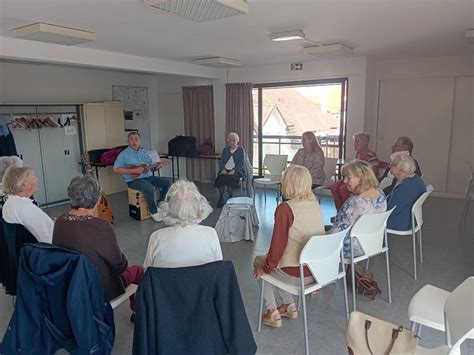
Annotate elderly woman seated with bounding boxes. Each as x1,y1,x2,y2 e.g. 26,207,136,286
215,132,247,208
329,160,387,258
330,133,379,211
53,175,144,321
144,179,222,268
2,166,53,243
386,152,426,231
253,165,325,328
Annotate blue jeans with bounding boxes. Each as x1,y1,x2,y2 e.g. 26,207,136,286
127,176,171,214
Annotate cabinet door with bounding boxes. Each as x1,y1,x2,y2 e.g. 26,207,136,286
377,77,455,192
83,104,106,150
104,103,125,147
11,128,47,205
39,127,69,204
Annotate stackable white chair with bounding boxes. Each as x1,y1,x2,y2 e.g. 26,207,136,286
414,276,474,354
461,163,473,223
254,154,288,203
409,276,474,343
387,184,434,280
313,157,338,200
344,208,395,311
110,284,138,309
257,229,349,355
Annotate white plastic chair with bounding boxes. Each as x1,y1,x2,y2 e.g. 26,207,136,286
409,276,474,344
313,157,338,200
387,184,434,280
254,154,288,203
343,208,396,311
461,163,473,223
257,229,349,355
414,276,474,355
110,284,138,309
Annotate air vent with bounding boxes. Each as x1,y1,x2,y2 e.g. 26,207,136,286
194,57,241,68
11,23,96,45
145,0,249,22
303,43,353,57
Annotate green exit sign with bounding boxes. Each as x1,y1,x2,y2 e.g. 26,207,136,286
291,63,303,71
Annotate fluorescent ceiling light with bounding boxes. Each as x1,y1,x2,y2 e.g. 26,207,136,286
11,23,96,45
270,30,305,42
144,0,249,22
303,43,353,57
194,57,241,68
465,29,474,38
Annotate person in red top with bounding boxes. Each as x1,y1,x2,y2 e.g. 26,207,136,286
330,132,379,211
253,165,325,328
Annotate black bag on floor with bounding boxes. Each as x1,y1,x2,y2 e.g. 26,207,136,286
168,136,199,156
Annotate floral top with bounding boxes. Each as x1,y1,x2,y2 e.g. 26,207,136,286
292,148,325,185
329,189,387,257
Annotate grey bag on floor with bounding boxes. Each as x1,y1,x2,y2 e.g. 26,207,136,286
346,311,418,355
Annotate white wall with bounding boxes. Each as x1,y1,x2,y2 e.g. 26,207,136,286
226,56,368,158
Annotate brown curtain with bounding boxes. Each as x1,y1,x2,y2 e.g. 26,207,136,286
225,83,254,163
182,85,215,182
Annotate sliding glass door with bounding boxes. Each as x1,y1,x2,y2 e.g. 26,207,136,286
252,78,348,176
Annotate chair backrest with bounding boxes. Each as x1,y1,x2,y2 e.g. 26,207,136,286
263,154,288,177
299,229,347,287
349,208,395,258
446,276,474,354
324,158,338,182
411,184,433,228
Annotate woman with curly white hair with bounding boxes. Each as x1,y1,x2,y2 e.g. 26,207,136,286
143,180,223,268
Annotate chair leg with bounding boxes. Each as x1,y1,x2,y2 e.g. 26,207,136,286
297,295,301,311
418,229,423,263
257,280,265,332
264,186,267,203
385,250,392,304
351,261,356,311
410,321,417,332
342,274,350,321
300,288,309,355
416,324,422,337
412,228,417,280
365,258,370,270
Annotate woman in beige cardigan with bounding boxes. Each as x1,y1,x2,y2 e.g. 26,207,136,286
253,165,325,328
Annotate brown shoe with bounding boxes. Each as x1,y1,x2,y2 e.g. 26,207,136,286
277,303,298,319
262,309,282,328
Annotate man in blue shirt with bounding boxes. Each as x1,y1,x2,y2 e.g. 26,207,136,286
114,132,171,222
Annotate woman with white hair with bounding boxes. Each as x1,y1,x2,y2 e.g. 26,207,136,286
386,152,426,230
0,156,22,196
2,166,53,243
144,180,222,268
215,132,247,208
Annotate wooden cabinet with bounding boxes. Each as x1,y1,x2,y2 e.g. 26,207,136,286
82,102,127,195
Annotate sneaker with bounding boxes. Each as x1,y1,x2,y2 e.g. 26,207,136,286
151,212,162,222
278,303,298,319
262,309,282,328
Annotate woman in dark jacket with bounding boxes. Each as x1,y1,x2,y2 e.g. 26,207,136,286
386,152,426,230
215,132,247,207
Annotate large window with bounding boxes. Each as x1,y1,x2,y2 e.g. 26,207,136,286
252,78,348,176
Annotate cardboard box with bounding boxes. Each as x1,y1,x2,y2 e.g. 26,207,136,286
128,188,152,221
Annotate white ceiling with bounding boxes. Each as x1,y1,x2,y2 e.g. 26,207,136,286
1,0,473,67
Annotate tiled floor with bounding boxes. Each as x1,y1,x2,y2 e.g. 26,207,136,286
1,183,472,354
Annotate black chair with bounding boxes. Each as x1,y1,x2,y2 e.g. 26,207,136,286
0,216,37,295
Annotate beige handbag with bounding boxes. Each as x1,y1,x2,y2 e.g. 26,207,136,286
346,311,418,355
